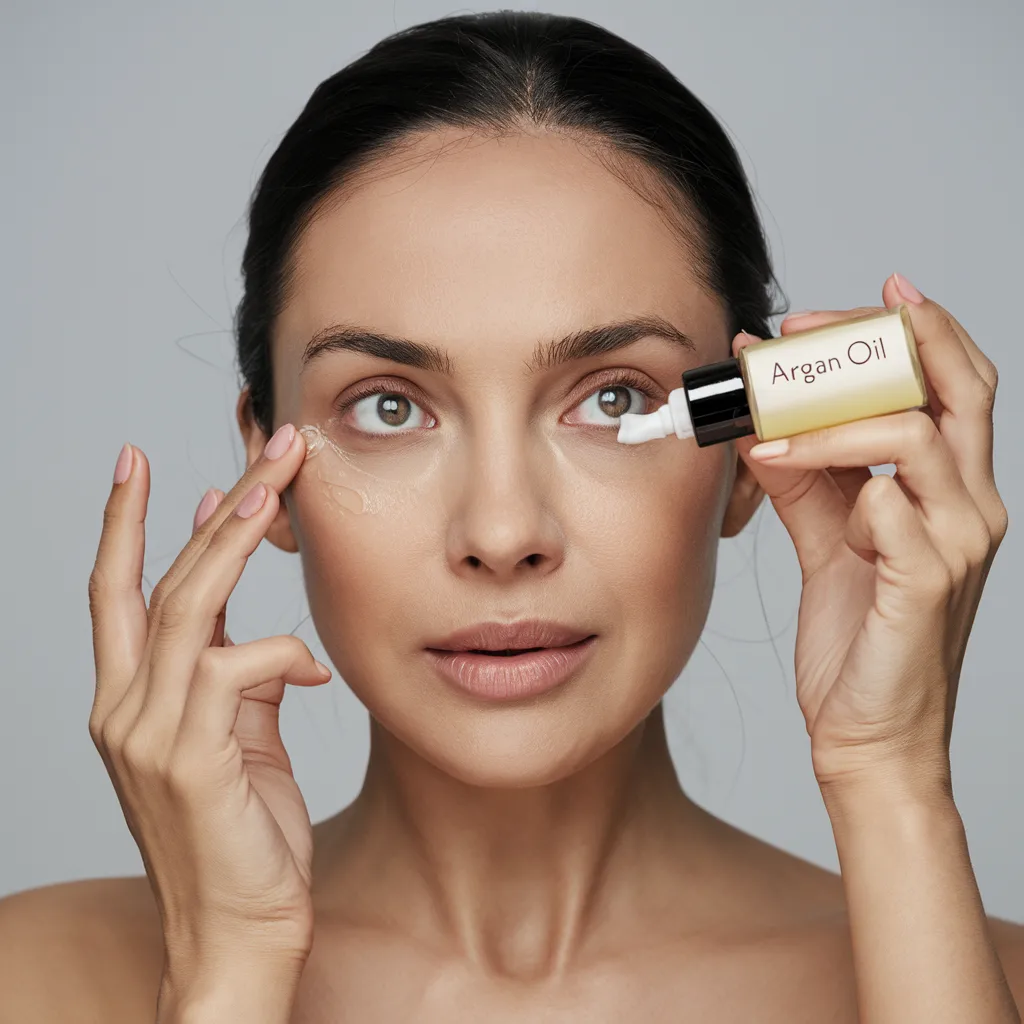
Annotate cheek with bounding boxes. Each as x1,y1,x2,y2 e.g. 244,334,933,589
552,436,728,627
287,471,435,675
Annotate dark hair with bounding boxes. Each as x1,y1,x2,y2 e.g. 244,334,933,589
235,10,787,435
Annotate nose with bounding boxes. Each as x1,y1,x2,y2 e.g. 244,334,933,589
445,433,565,581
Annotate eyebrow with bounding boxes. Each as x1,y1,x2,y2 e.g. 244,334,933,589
299,314,697,375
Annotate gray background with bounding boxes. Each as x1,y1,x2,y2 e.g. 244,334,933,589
4,0,1022,915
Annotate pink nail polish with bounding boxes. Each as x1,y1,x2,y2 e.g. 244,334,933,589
263,423,296,460
113,443,133,484
193,488,219,531
235,482,267,519
893,272,925,304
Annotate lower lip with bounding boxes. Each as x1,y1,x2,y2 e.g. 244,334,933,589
425,637,597,702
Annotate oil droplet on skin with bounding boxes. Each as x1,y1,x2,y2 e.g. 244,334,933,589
318,470,367,514
300,425,326,460
298,424,368,515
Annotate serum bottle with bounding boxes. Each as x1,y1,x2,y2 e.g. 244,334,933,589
618,304,927,447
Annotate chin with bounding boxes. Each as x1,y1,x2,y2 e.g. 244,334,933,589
372,681,656,790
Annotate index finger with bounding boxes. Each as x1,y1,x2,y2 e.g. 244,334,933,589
147,423,305,619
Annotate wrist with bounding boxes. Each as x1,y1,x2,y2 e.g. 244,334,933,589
817,759,958,832
157,954,307,1024
814,739,952,806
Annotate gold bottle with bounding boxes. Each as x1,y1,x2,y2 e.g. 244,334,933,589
617,304,927,447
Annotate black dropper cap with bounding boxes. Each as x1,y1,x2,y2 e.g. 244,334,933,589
681,357,754,447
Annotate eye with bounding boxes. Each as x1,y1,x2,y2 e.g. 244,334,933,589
566,384,651,426
348,392,435,434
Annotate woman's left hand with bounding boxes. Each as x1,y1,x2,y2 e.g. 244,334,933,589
735,273,1008,796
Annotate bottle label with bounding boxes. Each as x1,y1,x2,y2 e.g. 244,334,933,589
742,306,926,441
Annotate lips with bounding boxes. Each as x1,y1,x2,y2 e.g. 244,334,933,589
424,620,597,701
427,620,593,654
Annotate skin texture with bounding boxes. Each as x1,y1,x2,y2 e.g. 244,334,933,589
1,127,1022,1023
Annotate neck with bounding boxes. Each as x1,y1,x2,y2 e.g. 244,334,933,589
311,700,727,979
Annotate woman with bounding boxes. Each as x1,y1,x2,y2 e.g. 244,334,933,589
1,10,1019,1022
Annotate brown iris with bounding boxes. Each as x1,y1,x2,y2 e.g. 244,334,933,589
597,386,633,418
377,394,411,426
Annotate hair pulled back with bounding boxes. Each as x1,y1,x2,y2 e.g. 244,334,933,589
235,10,787,435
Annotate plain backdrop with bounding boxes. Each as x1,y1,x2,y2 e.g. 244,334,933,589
4,0,1022,917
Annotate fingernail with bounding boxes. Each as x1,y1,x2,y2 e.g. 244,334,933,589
749,438,790,460
113,443,133,484
263,423,296,460
314,660,332,678
893,272,925,304
193,488,219,531
235,482,267,518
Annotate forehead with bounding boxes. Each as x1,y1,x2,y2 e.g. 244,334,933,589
274,129,724,361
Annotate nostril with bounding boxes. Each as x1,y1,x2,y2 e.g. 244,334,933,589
520,553,544,568
466,555,482,568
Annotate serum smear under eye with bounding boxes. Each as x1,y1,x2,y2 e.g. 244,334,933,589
617,304,927,447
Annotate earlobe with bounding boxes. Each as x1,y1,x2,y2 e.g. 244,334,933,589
720,446,764,538
236,388,300,553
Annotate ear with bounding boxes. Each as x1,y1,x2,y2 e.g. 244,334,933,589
236,389,300,554
720,444,765,538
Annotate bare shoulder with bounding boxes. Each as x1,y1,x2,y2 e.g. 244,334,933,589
0,876,163,1024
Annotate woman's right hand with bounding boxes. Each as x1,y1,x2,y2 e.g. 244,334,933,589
86,424,330,1014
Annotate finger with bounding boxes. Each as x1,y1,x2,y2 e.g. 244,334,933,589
845,474,949,603
735,434,852,577
175,636,331,751
747,410,991,560
138,480,283,732
880,277,1002,537
89,444,152,721
148,423,303,622
192,487,220,534
741,287,1003,537
192,489,228,647
888,275,997,391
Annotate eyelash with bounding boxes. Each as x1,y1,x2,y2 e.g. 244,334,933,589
332,370,663,434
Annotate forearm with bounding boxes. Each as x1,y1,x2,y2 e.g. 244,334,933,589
822,775,1019,1023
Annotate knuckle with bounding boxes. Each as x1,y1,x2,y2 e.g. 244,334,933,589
279,634,311,660
165,749,201,792
159,586,195,626
946,552,969,588
902,410,937,449
87,566,109,608
963,519,993,565
968,373,995,415
100,504,121,536
991,500,1009,546
88,710,106,749
919,559,955,601
119,729,161,773
98,707,132,753
193,647,225,686
862,472,898,509
148,579,172,614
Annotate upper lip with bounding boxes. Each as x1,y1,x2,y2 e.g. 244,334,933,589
426,620,595,653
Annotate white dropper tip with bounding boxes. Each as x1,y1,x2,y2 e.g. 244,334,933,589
617,388,694,444
618,406,671,443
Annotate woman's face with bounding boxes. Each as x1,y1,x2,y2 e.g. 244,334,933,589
256,129,756,786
